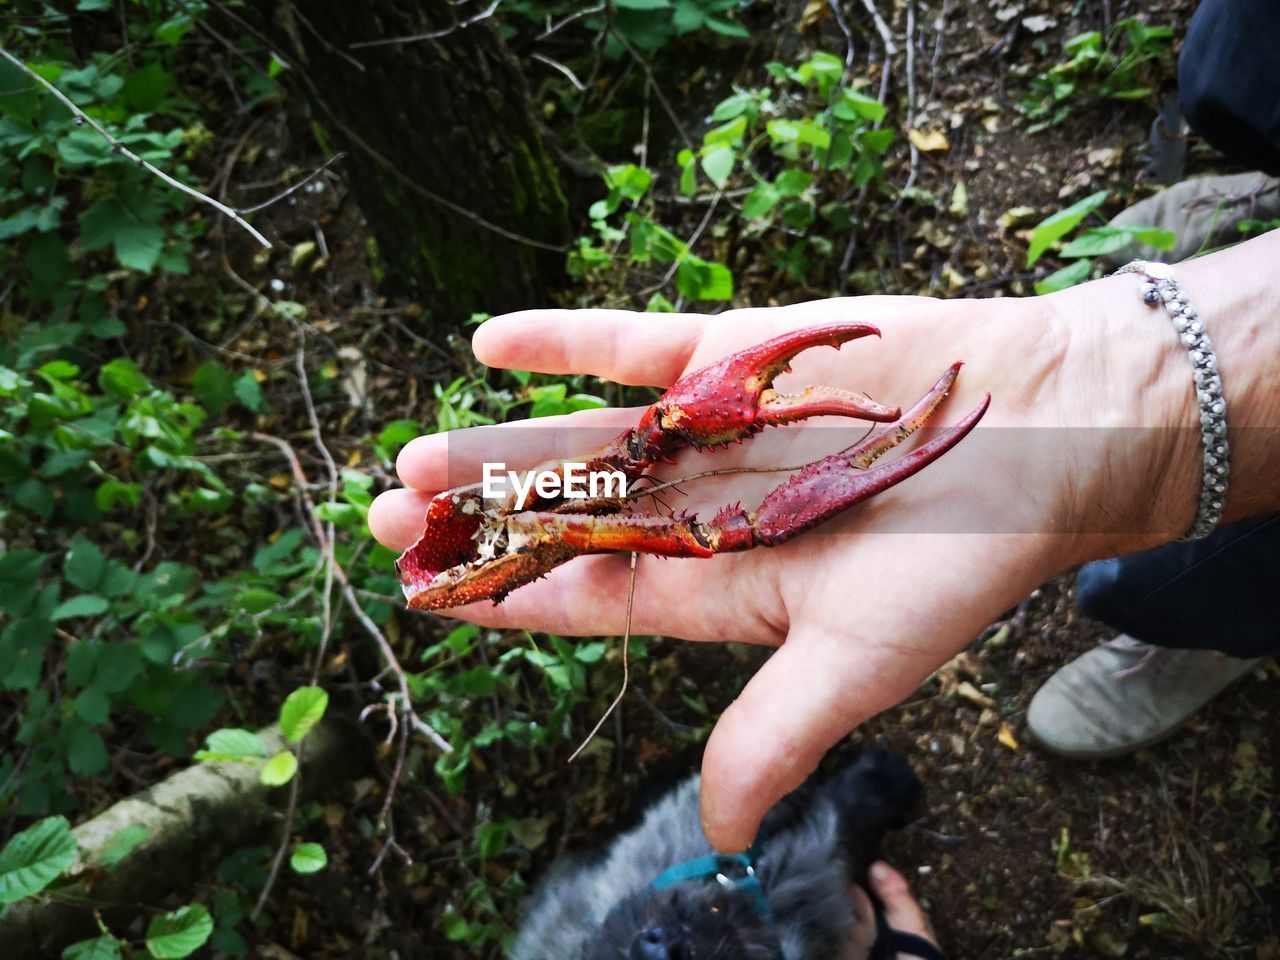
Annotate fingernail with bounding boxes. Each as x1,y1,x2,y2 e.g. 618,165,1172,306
870,861,894,886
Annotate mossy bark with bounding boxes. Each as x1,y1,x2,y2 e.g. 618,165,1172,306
249,0,574,322
1,720,368,959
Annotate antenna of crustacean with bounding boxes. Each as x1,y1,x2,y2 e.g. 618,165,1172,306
567,551,638,765
564,425,879,763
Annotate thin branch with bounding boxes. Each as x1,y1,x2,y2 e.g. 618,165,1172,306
610,28,692,149
829,0,857,82
538,2,605,40
349,0,502,49
0,47,271,248
856,0,898,57
902,0,921,195
251,764,301,921
567,551,638,764
532,52,585,91
235,152,346,215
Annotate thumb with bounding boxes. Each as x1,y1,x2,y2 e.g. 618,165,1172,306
698,624,924,851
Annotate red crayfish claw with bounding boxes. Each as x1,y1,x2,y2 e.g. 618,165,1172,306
397,324,988,611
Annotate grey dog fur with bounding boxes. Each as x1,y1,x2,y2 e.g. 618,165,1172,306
510,752,917,960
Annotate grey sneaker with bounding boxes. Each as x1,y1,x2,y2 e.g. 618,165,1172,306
1101,171,1280,266
1026,636,1264,759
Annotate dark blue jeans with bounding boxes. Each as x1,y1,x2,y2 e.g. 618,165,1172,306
1180,0,1280,176
1076,515,1280,658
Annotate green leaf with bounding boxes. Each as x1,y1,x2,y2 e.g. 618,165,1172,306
774,169,814,197
64,535,104,592
289,843,327,874
1034,258,1094,294
834,88,886,122
376,419,420,459
114,221,165,272
52,595,110,620
93,824,149,870
69,727,109,775
766,118,831,150
194,728,268,762
233,372,263,413
145,904,214,959
699,145,735,188
604,163,652,201
279,686,328,743
614,0,671,8
73,686,111,726
703,115,747,148
704,15,750,37
742,182,781,219
1060,224,1176,258
675,258,733,302
711,92,754,122
58,129,114,166
1026,190,1109,266
122,62,172,113
62,935,123,960
0,816,77,904
98,358,150,399
259,751,298,787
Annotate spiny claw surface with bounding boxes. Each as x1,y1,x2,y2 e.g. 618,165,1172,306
397,323,989,611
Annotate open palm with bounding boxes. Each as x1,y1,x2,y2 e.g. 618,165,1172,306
370,295,1092,851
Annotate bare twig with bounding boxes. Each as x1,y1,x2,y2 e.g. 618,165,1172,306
856,0,898,57
610,28,692,149
251,765,301,921
0,47,271,248
538,2,605,40
902,0,921,194
248,424,448,878
349,0,501,49
567,552,638,764
236,152,346,215
532,52,585,91
828,0,857,82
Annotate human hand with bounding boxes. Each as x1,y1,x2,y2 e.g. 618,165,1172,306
370,281,1205,851
850,861,940,959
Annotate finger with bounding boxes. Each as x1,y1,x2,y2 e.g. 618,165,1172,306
368,487,434,552
437,551,784,645
848,885,878,955
473,309,713,385
472,298,950,394
698,624,927,852
868,861,938,946
395,406,643,491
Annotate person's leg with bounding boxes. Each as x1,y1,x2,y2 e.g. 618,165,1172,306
1179,0,1280,178
1075,515,1280,657
1028,517,1279,758
1103,0,1280,265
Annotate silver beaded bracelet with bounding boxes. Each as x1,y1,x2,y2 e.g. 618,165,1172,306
1113,260,1228,540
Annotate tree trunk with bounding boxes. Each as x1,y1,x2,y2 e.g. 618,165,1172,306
249,0,574,321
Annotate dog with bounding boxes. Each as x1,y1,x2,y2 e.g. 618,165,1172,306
510,750,922,960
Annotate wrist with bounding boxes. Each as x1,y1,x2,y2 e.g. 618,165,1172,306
1034,230,1280,563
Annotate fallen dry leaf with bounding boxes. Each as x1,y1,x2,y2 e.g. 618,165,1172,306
909,128,950,152
998,721,1020,752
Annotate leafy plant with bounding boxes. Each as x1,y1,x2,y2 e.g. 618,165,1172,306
503,0,754,53
1025,190,1174,293
570,49,895,305
1019,18,1174,131
0,816,214,958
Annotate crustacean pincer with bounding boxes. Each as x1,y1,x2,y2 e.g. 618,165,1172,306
397,323,990,611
